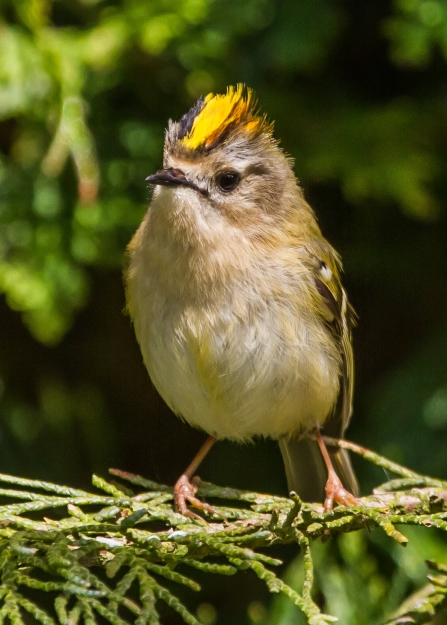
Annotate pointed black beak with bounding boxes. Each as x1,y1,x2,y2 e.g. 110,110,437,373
146,168,207,196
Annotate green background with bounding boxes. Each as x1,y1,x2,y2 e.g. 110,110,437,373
1,0,447,622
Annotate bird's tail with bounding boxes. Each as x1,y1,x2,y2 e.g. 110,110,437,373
278,437,358,503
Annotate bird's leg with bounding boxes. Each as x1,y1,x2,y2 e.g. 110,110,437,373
174,435,218,519
314,428,360,512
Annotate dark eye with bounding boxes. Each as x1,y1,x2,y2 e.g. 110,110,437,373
216,171,240,192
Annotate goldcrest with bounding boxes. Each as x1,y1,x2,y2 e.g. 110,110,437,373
126,85,358,515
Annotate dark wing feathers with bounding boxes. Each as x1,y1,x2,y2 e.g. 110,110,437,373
306,242,356,433
279,242,358,501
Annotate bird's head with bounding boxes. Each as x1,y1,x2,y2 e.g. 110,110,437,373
146,85,299,231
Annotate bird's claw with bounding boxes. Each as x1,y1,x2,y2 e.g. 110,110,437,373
324,468,360,512
174,474,219,520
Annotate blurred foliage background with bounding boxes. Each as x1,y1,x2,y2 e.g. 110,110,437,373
1,0,447,623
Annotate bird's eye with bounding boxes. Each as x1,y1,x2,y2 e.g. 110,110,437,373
216,171,240,192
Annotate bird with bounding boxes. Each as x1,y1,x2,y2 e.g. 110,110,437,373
125,84,359,517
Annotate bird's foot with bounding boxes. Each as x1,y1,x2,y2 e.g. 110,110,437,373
174,474,219,520
324,468,361,512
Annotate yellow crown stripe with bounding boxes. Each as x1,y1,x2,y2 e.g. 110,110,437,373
181,84,265,150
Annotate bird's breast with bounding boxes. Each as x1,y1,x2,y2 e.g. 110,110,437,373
128,234,341,441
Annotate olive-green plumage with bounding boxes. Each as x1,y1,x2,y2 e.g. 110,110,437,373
126,85,358,509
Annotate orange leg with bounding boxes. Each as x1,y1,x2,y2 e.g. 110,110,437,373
314,429,360,512
174,435,218,519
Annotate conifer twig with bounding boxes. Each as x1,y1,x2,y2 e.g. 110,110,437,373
0,440,445,624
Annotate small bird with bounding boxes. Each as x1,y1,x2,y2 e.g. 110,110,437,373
126,85,359,516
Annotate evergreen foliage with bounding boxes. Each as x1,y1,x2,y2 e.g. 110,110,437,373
0,441,446,625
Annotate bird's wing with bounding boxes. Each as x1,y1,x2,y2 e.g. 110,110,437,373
304,239,356,435
280,240,358,500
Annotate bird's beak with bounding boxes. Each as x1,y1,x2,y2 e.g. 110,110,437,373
146,168,207,196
